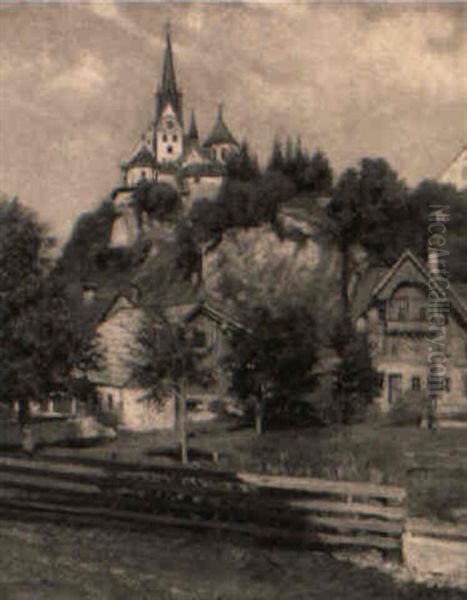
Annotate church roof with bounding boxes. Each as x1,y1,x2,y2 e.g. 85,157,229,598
180,162,225,178
156,27,183,125
203,104,238,148
123,142,156,170
187,110,199,141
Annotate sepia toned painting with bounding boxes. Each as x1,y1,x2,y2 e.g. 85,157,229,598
0,2,466,598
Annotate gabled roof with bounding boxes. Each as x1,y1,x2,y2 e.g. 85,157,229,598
372,249,428,298
122,141,156,170
353,249,467,325
203,104,238,148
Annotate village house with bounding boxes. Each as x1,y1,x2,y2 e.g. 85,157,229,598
353,250,467,418
88,288,243,431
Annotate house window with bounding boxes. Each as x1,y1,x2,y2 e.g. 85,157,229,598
419,307,427,321
411,376,421,392
107,394,113,410
444,377,451,393
388,373,402,404
388,297,409,321
193,329,207,348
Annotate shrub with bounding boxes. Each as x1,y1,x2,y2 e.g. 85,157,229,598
387,391,424,427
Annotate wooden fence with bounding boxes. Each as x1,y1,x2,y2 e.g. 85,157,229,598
0,453,406,556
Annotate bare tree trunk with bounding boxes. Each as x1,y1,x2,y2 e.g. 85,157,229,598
179,379,188,464
254,395,265,435
18,397,30,427
340,241,351,323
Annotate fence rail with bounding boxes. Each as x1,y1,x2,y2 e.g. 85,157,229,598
0,453,406,555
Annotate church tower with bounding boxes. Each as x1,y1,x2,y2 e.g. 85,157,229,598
153,26,184,165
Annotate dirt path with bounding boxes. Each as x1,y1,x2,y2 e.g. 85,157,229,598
0,519,466,600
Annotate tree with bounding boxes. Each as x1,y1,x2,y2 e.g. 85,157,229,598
325,158,408,319
331,323,380,424
225,303,319,434
226,141,260,182
301,151,333,196
131,308,211,463
0,197,100,423
267,137,284,173
324,167,361,320
133,180,181,224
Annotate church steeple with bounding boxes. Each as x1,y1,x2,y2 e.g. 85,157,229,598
155,24,183,126
161,24,177,97
187,109,199,141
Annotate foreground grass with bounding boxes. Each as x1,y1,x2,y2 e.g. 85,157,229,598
43,419,467,520
0,519,466,599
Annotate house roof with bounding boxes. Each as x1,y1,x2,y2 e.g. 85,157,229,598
351,265,388,320
353,249,467,325
88,287,244,388
122,143,156,170
203,104,238,148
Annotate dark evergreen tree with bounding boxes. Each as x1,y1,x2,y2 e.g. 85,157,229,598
267,137,284,173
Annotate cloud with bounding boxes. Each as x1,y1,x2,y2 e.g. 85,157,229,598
88,3,161,50
47,53,107,95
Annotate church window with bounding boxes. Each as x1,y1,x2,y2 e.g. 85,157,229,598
221,148,228,160
167,145,173,154
162,133,168,142
172,134,178,142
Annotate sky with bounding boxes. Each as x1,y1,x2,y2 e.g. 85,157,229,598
0,2,466,244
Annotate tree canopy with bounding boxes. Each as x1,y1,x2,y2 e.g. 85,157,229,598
0,197,100,422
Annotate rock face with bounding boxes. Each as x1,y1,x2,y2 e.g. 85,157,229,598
202,224,340,310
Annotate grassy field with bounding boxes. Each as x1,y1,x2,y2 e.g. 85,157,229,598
0,519,466,599
43,419,467,521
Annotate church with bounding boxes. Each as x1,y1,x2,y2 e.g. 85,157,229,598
111,26,239,234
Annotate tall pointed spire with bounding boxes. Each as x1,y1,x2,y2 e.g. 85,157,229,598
155,23,183,126
161,23,177,96
187,109,199,141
